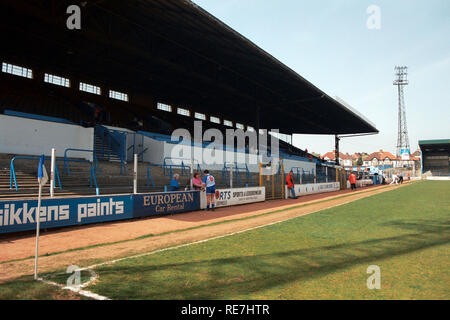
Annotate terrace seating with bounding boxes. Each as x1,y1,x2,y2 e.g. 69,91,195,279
0,152,261,200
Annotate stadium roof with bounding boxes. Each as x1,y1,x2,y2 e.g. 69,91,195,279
419,139,450,146
0,0,378,135
419,139,450,153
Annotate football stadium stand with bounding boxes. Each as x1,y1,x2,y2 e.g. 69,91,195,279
0,0,377,204
419,139,450,177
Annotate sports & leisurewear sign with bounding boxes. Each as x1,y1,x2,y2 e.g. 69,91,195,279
285,182,340,199
201,187,265,209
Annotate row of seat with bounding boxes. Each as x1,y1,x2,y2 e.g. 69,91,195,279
0,154,260,200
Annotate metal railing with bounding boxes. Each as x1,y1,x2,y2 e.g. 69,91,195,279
63,148,99,175
288,167,316,184
146,163,162,187
10,156,62,191
62,148,99,190
63,157,98,190
147,158,202,187
163,157,202,177
127,132,147,162
95,125,127,174
222,162,251,187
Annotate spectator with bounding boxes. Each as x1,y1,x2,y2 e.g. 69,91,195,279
192,172,203,191
202,170,216,211
349,171,357,190
94,108,100,124
169,174,180,191
286,170,297,199
390,173,398,185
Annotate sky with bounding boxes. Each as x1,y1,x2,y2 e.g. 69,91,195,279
192,0,450,155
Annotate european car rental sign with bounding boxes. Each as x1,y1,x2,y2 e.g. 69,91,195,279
133,191,200,218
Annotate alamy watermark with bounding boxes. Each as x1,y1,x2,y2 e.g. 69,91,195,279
169,121,280,175
366,5,381,30
65,265,97,288
66,5,81,30
66,265,81,286
366,265,381,289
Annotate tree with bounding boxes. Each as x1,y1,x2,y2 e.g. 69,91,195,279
356,156,363,166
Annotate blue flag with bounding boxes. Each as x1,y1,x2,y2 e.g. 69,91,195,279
37,155,48,186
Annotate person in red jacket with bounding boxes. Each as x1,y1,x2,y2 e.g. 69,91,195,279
286,170,297,199
349,172,357,190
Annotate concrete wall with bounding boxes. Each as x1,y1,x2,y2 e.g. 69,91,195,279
140,136,315,173
0,114,94,160
142,135,165,164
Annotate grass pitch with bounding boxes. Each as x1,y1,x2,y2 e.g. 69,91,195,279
1,181,449,299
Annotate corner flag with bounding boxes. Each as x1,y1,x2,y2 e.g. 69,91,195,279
35,154,48,280
37,155,48,186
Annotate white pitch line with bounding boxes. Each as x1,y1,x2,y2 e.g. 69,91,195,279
80,192,379,271
38,270,110,300
49,186,395,300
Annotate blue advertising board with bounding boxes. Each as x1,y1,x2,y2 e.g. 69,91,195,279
134,191,200,218
0,194,133,234
0,191,201,234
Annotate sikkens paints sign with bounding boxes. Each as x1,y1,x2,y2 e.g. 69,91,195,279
134,191,200,217
0,195,133,234
200,187,266,209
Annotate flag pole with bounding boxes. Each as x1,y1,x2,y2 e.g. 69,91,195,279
50,148,55,197
133,153,138,194
34,181,42,280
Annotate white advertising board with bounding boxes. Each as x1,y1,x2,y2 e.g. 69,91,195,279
346,179,374,189
285,182,340,199
200,187,266,209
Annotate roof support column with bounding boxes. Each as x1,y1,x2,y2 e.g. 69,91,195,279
256,105,261,156
335,135,340,166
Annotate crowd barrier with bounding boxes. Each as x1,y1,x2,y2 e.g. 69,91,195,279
134,191,200,217
0,191,198,234
1,180,354,234
200,187,265,209
346,179,374,189
0,194,134,234
285,182,340,199
425,176,450,181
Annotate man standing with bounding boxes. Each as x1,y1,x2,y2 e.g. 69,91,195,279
202,170,216,211
286,170,297,199
349,171,357,190
391,173,398,185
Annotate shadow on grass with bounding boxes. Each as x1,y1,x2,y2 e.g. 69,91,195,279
0,275,86,300
92,219,450,299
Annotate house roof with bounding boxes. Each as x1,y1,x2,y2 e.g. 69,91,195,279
321,151,352,161
366,150,397,161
